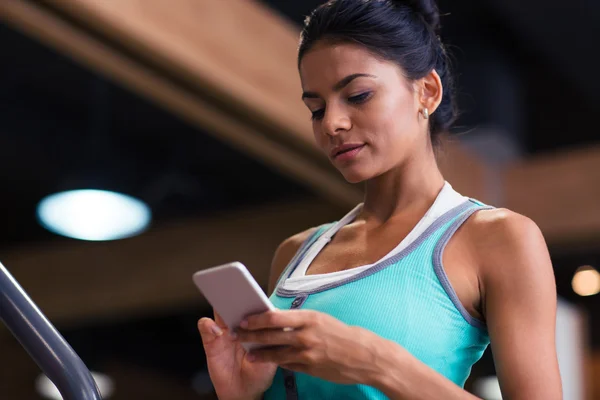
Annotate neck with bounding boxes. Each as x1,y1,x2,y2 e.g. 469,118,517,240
361,150,445,224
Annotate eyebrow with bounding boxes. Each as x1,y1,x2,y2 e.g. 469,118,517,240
301,73,377,100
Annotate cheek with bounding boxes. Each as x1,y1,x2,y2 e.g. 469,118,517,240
312,123,328,149
369,95,418,149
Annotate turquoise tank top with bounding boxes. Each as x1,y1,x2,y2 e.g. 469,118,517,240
263,199,491,400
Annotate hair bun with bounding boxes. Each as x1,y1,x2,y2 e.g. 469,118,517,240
394,0,441,32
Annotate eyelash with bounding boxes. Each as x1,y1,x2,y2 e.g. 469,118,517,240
310,92,372,121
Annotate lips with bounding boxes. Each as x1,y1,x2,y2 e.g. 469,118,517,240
330,144,365,159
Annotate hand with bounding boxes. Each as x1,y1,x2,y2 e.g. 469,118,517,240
236,310,384,385
198,311,277,400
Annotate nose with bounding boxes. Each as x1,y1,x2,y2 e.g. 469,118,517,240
322,105,351,137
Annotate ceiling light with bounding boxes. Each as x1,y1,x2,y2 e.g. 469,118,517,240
37,189,151,241
572,265,600,297
35,371,114,399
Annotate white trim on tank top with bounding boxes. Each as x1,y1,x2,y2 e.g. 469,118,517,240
281,181,467,292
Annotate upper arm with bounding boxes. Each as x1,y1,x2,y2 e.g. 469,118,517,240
474,209,562,400
267,227,318,296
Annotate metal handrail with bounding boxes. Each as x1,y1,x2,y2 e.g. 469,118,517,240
0,261,102,400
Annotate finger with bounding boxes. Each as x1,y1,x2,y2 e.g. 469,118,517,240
248,345,304,365
211,312,239,340
279,363,310,375
243,310,314,331
197,318,225,346
236,328,299,347
198,318,240,359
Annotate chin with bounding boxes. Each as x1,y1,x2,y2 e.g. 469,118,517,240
339,167,373,184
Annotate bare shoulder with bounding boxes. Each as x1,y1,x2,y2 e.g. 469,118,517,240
463,207,553,293
465,207,547,256
267,226,320,295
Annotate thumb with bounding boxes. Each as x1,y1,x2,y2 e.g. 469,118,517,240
198,317,224,346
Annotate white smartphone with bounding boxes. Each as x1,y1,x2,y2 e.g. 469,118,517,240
192,261,276,351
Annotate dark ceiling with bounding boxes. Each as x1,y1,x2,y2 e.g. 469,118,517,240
1,0,597,249
0,0,598,398
0,22,309,250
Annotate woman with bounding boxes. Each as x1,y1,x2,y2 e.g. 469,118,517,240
198,0,562,398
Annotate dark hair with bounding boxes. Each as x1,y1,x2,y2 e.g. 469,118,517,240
298,0,457,144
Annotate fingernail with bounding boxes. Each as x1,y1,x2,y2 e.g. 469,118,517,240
211,325,223,336
240,319,248,328
229,331,238,340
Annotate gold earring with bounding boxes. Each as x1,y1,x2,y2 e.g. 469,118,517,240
421,108,429,120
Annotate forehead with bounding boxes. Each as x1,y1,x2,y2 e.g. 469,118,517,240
299,41,394,88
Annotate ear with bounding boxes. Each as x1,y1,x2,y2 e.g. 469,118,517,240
418,69,443,115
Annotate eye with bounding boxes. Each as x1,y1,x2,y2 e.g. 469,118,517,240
311,109,325,121
309,92,371,121
348,92,372,104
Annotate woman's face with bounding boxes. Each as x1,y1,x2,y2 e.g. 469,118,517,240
299,41,427,183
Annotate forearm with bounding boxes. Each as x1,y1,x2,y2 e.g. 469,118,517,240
366,339,481,400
